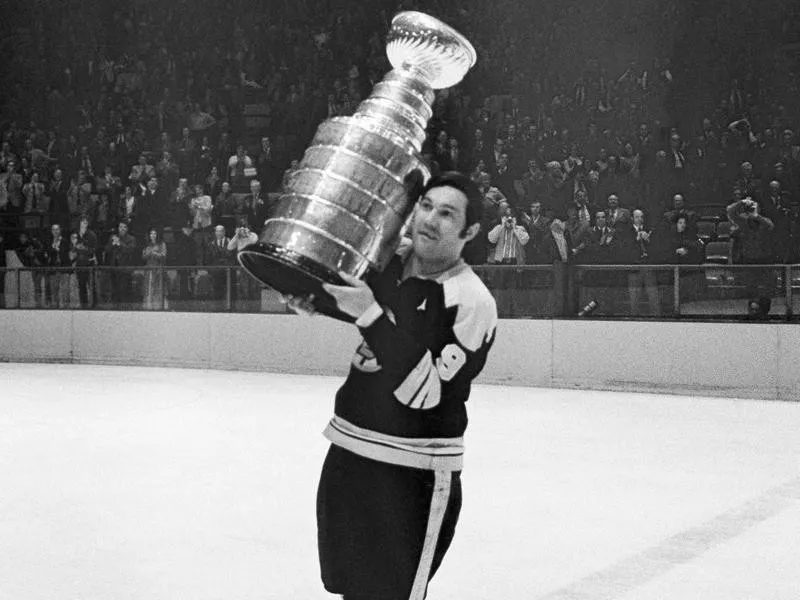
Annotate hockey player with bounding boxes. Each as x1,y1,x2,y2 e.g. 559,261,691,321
288,171,498,600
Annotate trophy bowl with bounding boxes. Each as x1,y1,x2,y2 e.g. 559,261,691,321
237,11,476,321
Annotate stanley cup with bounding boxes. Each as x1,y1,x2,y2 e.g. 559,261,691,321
237,11,476,320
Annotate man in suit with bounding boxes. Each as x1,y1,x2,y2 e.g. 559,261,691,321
245,179,271,235
205,224,234,302
169,221,199,301
622,209,661,316
104,221,138,304
45,223,71,308
492,153,517,205
605,194,631,229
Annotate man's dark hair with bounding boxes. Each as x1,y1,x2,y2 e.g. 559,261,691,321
422,171,484,236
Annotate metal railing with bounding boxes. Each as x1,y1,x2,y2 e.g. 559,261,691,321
1,263,798,320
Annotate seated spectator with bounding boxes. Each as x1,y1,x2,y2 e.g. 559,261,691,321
662,194,697,232
657,214,704,264
487,202,530,265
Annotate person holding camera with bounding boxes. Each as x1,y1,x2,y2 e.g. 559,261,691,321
727,197,776,318
226,218,259,305
487,202,530,265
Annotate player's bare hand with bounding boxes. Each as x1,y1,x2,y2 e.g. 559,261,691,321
283,293,317,316
322,272,376,319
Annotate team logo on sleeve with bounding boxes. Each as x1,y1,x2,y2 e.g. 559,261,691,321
352,340,381,373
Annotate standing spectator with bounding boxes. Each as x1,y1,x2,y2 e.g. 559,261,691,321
255,137,280,193
487,202,530,264
156,151,181,192
205,224,234,302
565,206,592,262
227,220,259,303
175,127,197,177
44,223,70,308
762,181,799,263
0,232,6,308
605,194,631,228
190,184,214,259
205,165,222,201
587,210,618,264
197,136,216,183
0,160,23,213
623,209,661,316
48,168,70,222
228,144,255,191
142,228,167,310
245,179,270,234
129,154,156,188
22,172,47,214
104,222,138,305
520,200,551,264
167,177,192,230
169,222,199,302
75,217,98,308
727,197,776,318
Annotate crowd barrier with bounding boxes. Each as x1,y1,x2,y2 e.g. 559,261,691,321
2,263,799,320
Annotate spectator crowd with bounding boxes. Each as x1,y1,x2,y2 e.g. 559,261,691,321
1,0,800,316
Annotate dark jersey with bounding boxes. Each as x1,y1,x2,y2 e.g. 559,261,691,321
331,250,498,441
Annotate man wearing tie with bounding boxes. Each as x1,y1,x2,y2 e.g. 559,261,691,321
605,194,631,228
206,225,234,302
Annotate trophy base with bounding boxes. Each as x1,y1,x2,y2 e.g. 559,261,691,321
237,243,357,323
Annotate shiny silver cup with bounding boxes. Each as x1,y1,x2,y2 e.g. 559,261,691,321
237,11,476,320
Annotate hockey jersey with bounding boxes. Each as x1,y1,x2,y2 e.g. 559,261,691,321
323,250,498,471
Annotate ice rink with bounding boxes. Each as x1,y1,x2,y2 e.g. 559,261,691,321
1,362,799,600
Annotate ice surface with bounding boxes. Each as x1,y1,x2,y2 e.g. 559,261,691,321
0,363,798,600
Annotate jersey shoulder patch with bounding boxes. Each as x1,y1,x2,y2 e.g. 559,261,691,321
442,266,498,352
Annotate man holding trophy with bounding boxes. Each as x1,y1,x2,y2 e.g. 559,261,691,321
236,12,497,599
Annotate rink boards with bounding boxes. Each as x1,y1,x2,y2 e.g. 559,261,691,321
0,310,798,401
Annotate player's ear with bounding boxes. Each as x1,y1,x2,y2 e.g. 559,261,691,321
462,222,480,242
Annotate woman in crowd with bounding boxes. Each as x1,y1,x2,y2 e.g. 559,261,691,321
142,228,167,310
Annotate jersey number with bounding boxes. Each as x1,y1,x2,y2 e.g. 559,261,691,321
435,344,467,382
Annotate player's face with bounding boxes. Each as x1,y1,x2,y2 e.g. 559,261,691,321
411,186,473,266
